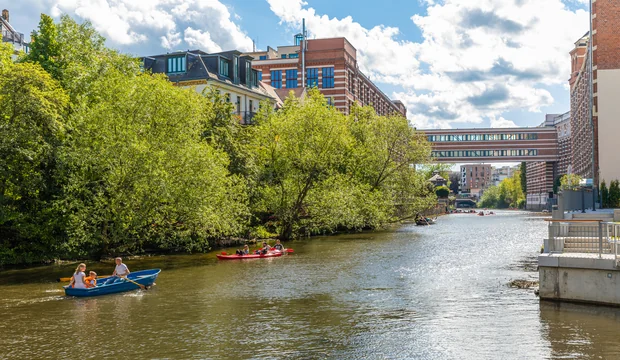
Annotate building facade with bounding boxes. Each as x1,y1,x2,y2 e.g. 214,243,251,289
143,50,276,124
245,36,406,117
460,164,492,198
569,0,620,184
1,9,29,57
491,165,517,187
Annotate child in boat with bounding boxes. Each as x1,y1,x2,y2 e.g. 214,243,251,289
70,263,88,289
84,271,98,288
273,240,284,251
235,245,250,256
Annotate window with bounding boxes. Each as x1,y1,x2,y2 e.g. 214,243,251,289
167,56,186,73
259,55,267,60
325,96,334,106
286,69,298,88
281,54,287,59
219,58,229,77
257,71,262,81
234,56,239,81
246,62,251,85
271,70,282,89
249,100,254,113
289,53,299,59
322,67,334,88
307,68,318,87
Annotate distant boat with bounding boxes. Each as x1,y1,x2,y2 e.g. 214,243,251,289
416,218,437,226
64,269,160,297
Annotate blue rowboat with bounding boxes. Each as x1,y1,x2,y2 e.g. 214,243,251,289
64,269,161,297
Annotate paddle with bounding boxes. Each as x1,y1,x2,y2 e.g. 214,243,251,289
57,275,113,283
120,276,146,290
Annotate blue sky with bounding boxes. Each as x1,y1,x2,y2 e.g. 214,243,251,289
10,0,589,130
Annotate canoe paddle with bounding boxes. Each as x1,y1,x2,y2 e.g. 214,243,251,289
120,276,146,290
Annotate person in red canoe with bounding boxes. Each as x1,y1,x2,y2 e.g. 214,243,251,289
273,240,284,252
84,271,98,288
255,241,271,255
235,244,250,256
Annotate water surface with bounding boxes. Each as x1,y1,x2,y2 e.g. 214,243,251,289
2,211,619,359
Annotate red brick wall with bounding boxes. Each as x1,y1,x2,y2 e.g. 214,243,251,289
593,0,620,70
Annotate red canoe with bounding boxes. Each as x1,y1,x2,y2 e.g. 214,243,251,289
216,251,283,260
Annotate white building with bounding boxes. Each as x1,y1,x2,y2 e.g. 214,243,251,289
1,9,30,59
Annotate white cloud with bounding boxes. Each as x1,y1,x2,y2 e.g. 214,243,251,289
47,0,252,53
490,117,518,128
267,0,588,129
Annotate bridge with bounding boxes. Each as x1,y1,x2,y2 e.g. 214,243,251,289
422,127,558,163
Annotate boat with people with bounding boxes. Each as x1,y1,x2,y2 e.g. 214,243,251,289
64,269,160,297
216,250,286,260
415,217,437,226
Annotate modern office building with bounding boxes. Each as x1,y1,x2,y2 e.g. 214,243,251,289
491,166,516,187
1,9,29,57
142,50,277,124
244,36,407,117
460,164,492,198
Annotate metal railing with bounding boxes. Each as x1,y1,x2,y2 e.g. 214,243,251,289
546,220,620,260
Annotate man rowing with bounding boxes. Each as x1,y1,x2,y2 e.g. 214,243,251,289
112,257,130,277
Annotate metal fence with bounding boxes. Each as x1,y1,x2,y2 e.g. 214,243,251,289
546,220,620,259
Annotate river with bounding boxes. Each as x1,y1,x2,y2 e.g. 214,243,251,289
2,211,620,359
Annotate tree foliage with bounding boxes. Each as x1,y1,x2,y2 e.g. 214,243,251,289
0,14,437,264
435,186,450,198
559,174,582,191
478,171,525,209
609,180,620,208
520,162,527,195
600,180,609,208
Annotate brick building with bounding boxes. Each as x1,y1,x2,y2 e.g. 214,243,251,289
570,0,620,183
245,36,406,117
460,164,492,198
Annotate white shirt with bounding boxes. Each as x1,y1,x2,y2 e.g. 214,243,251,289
73,272,86,289
115,263,129,276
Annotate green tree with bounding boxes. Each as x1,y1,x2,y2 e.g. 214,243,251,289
24,14,62,79
435,186,450,198
0,46,69,265
60,69,248,258
560,174,582,191
600,180,609,208
553,175,562,194
520,162,527,195
609,180,620,208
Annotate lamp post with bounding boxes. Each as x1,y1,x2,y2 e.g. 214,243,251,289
589,0,597,211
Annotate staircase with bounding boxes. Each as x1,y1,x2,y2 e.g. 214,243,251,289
561,212,615,253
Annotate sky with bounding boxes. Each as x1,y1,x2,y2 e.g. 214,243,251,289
6,0,590,131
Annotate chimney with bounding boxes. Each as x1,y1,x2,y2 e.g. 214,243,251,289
2,9,8,23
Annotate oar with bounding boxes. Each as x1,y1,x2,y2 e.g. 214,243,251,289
57,275,113,283
284,249,294,253
120,276,146,290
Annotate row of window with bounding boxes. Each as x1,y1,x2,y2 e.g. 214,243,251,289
270,67,335,89
428,133,539,142
167,56,186,74
432,150,539,158
281,54,299,59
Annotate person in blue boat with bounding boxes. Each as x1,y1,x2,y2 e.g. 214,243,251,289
235,244,250,256
273,240,284,252
69,263,88,289
84,271,98,288
112,257,130,278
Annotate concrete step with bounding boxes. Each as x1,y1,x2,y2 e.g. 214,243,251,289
570,213,614,220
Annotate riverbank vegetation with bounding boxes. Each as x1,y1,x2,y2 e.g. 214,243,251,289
0,15,435,265
478,170,525,209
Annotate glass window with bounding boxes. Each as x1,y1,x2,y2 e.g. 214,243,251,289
286,69,298,88
257,71,262,81
245,62,251,85
322,67,334,88
271,70,282,89
219,58,229,77
307,68,318,87
289,53,299,59
259,55,267,60
234,56,239,81
281,54,287,59
167,56,186,74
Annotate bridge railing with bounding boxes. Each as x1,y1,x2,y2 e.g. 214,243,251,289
545,220,620,260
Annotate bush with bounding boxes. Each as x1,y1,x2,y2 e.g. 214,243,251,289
600,180,609,208
610,180,620,208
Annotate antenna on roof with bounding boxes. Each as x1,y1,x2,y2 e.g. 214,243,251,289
252,39,256,52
